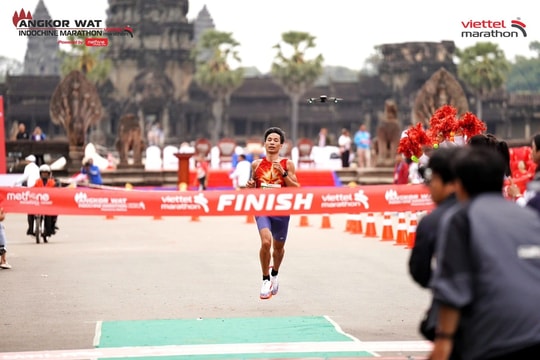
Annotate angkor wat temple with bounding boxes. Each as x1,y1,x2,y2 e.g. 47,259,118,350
2,0,539,148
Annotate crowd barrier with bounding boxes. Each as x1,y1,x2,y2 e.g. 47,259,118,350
0,184,434,217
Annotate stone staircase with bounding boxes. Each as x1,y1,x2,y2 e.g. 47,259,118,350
335,167,394,185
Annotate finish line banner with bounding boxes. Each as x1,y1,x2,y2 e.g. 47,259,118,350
0,185,434,217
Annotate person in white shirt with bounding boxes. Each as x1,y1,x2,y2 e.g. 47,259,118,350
229,154,252,188
338,128,352,168
14,155,40,188
13,155,41,236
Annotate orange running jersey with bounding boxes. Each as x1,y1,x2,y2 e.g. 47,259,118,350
254,158,288,189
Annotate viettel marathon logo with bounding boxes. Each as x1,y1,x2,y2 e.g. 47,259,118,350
12,8,133,39
461,17,527,38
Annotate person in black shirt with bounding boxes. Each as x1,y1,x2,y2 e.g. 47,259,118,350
409,147,459,288
15,123,29,140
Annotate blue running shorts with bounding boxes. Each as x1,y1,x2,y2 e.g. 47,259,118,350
255,216,291,241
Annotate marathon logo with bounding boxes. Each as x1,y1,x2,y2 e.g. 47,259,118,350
13,9,103,28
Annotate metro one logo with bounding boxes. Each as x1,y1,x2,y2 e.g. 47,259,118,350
217,193,313,212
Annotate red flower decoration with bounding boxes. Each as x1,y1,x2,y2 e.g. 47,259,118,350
429,105,459,141
458,112,487,138
398,123,432,160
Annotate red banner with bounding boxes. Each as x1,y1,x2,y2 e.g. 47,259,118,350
0,185,434,217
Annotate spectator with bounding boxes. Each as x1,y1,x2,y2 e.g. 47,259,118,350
408,147,459,347
338,128,352,168
195,155,209,190
81,157,103,186
31,126,46,165
512,133,540,214
14,155,40,188
393,153,409,184
16,123,29,140
430,146,540,360
353,124,371,168
31,126,46,141
0,208,12,269
229,154,251,189
315,127,331,147
147,123,164,148
13,155,40,236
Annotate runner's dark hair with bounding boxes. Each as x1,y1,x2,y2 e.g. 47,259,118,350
264,127,285,144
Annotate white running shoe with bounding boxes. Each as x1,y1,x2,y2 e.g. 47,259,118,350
270,274,279,295
260,279,273,299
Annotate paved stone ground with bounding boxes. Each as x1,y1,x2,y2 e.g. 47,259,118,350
0,212,431,358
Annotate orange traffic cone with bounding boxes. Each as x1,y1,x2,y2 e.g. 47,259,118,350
380,212,394,241
298,215,310,227
364,213,377,238
246,215,255,224
344,215,354,232
406,213,418,249
394,212,408,246
351,214,363,234
190,215,200,222
321,214,332,229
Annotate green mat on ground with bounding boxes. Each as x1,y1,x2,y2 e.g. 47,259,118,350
96,316,373,359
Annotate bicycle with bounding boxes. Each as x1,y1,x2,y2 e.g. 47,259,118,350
33,214,54,244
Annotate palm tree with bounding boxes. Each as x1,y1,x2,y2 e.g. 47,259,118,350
193,29,244,144
456,42,510,120
271,31,324,144
59,35,111,85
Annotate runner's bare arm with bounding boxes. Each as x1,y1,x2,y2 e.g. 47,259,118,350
283,159,299,187
245,159,262,188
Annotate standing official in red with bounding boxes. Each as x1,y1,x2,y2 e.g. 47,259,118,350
394,153,410,185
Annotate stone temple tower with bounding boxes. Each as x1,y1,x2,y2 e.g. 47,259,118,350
23,0,60,75
104,0,194,141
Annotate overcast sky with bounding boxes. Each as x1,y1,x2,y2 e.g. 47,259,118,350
3,0,536,72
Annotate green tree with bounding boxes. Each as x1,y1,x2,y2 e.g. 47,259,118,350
271,31,324,144
192,29,244,144
0,56,23,82
506,41,540,93
456,42,510,119
59,35,111,85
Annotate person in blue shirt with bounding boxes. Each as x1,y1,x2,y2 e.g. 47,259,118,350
353,124,371,168
81,157,103,186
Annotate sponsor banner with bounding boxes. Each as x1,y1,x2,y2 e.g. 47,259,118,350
0,185,434,216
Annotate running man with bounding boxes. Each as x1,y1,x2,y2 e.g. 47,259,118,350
246,127,300,299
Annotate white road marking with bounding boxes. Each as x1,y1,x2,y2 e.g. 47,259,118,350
0,341,432,359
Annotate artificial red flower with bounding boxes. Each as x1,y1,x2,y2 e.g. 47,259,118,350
398,123,432,160
458,112,487,138
429,105,459,141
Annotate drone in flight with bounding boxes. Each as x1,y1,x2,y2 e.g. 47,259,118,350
307,95,343,104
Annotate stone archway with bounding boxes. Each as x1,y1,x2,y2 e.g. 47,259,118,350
412,67,469,126
126,68,175,140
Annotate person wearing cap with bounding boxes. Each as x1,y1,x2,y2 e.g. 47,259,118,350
14,155,40,188
33,165,58,238
14,155,41,236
